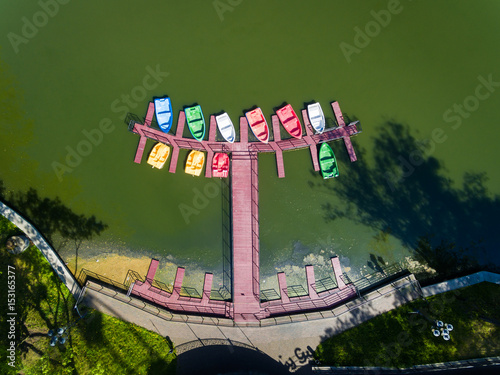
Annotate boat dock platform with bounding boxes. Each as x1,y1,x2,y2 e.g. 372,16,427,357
129,101,361,179
131,256,356,322
127,101,363,322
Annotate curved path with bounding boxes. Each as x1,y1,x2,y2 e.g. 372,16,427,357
0,201,81,297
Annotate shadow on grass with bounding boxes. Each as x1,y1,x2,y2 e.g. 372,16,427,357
309,121,500,279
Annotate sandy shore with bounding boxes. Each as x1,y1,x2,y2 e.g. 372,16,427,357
66,254,153,284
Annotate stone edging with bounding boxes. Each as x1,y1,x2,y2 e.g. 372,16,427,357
0,200,81,297
421,271,500,297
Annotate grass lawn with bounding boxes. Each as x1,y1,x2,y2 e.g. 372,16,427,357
0,216,177,375
314,281,500,367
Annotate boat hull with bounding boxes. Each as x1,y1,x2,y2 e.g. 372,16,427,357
276,104,302,139
185,105,206,141
147,143,171,169
215,112,236,143
307,102,325,134
318,143,339,179
212,153,229,178
185,150,205,176
245,108,270,143
154,97,173,133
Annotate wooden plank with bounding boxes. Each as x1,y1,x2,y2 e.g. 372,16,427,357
169,145,179,173
271,115,285,178
306,265,319,299
343,133,357,162
331,101,346,128
205,115,217,178
146,259,159,280
301,109,320,171
208,115,217,142
277,272,290,304
239,117,248,144
171,267,185,300
134,135,148,164
202,273,213,305
176,111,186,137
231,153,261,322
331,256,347,290
144,102,155,126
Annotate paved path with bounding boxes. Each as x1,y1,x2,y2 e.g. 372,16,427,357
82,275,420,373
0,201,81,297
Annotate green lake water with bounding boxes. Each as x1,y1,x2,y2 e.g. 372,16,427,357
1,0,499,294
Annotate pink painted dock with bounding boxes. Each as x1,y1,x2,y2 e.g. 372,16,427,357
331,101,357,162
231,122,261,322
129,102,361,175
126,101,363,322
204,115,218,178
131,259,230,317
301,109,320,171
133,102,155,164
271,115,285,178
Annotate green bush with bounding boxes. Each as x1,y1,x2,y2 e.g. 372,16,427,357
0,216,176,374
315,282,500,367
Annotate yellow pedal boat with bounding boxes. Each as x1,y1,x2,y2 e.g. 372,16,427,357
147,143,170,169
185,150,205,176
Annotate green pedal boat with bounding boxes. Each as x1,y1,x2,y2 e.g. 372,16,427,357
319,143,339,179
185,105,205,141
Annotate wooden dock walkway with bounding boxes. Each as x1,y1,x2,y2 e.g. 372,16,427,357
204,115,217,178
169,111,186,173
133,102,155,164
301,109,320,171
331,101,357,162
131,259,230,317
271,115,285,178
129,102,361,174
125,101,362,322
231,122,262,322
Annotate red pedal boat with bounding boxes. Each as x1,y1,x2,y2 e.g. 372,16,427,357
276,104,302,139
245,108,270,143
212,153,229,178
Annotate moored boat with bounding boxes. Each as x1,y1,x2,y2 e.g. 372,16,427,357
154,97,173,133
215,112,236,143
185,150,205,176
245,108,270,143
147,143,171,169
276,104,302,139
185,105,205,141
318,143,339,179
212,153,229,178
307,102,325,134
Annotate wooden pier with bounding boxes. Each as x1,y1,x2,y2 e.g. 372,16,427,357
127,101,362,322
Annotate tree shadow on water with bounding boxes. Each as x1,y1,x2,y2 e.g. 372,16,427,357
309,121,500,276
0,180,108,274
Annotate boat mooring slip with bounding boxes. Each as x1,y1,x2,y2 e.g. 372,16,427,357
127,100,362,322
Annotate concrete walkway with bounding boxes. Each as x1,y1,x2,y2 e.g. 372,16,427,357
82,275,420,373
0,201,81,297
421,271,500,297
